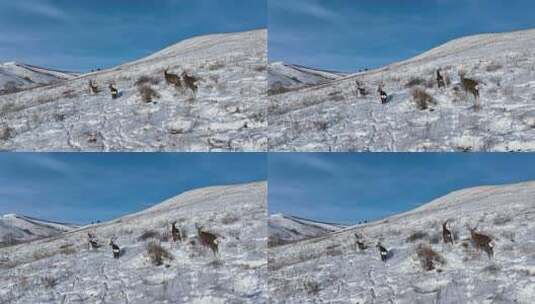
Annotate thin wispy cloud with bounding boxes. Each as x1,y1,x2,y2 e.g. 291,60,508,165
0,0,266,71
12,1,70,21
270,0,340,23
268,153,535,224
0,153,267,224
269,0,535,71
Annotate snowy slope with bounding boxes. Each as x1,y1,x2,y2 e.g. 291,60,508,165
269,28,535,152
0,214,78,247
0,62,76,94
0,29,267,151
268,62,346,94
0,181,267,304
268,214,346,247
268,181,535,303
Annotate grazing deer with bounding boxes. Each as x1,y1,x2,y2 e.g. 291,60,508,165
181,71,199,95
355,80,368,97
376,243,389,262
109,238,121,259
195,224,219,257
108,83,119,99
459,70,481,110
377,84,388,104
87,232,100,250
442,221,454,245
88,80,99,94
164,67,182,88
354,233,368,251
468,226,494,259
171,222,182,242
436,69,446,89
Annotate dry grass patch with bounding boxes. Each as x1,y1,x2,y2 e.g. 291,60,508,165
416,244,445,271
303,278,321,295
41,276,57,288
146,241,173,266
406,231,429,242
138,85,160,103
268,84,293,96
221,214,239,225
411,87,436,110
59,244,76,255
486,63,503,72
138,230,161,242
33,250,55,262
135,75,160,86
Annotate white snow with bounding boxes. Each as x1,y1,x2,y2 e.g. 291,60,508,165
0,62,76,94
268,62,346,93
0,214,78,246
0,29,267,151
0,182,267,304
269,181,535,303
269,28,535,152
268,213,346,247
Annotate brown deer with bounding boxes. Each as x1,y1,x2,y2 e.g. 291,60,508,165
377,84,388,104
195,224,219,257
468,226,494,259
109,238,121,259
459,70,481,110
164,67,182,88
355,80,368,97
108,83,119,99
171,222,182,242
88,80,99,94
181,71,199,95
436,69,446,89
442,220,454,245
376,242,388,262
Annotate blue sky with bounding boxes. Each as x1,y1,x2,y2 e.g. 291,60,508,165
0,153,266,224
0,0,266,71
268,153,535,224
269,0,535,72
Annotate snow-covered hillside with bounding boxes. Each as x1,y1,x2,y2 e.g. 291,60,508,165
268,213,346,247
0,214,77,247
0,29,267,151
268,62,346,94
268,181,535,303
0,62,77,95
269,28,535,152
0,182,267,303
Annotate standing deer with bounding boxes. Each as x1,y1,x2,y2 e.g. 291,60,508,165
355,80,368,97
377,84,388,104
88,80,99,94
181,71,199,95
436,69,446,89
195,224,219,257
87,232,100,250
171,222,182,242
442,220,454,245
468,226,494,259
108,83,119,99
109,238,121,259
354,233,368,251
164,67,182,88
376,243,389,262
459,70,481,110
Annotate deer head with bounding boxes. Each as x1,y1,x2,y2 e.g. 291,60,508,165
109,236,118,246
